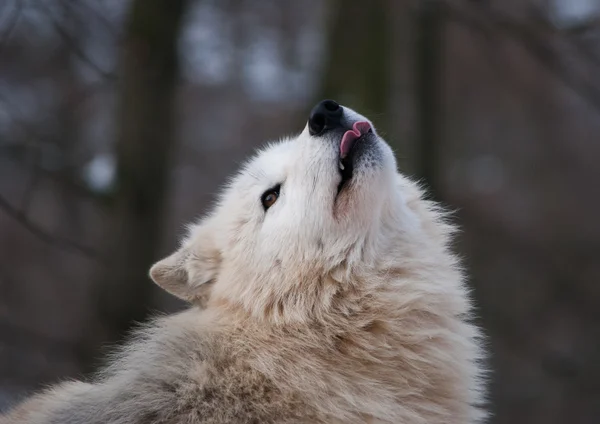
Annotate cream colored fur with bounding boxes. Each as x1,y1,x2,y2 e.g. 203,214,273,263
1,105,487,423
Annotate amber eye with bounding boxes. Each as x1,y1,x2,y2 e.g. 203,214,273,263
261,185,280,210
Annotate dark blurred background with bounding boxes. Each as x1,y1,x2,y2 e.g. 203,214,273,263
1,0,600,422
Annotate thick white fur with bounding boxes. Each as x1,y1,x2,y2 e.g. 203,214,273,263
1,106,487,423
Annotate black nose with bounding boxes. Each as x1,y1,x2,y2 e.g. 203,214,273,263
308,99,343,136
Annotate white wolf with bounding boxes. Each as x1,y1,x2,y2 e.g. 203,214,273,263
1,100,486,423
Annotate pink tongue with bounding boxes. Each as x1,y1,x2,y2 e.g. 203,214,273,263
340,121,371,158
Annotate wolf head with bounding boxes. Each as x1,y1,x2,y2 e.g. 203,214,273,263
150,100,442,322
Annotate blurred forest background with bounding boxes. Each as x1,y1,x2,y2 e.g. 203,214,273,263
1,0,600,423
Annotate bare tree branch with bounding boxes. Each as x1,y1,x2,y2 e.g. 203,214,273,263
36,1,116,81
0,0,22,48
0,193,99,258
75,1,120,38
444,1,600,114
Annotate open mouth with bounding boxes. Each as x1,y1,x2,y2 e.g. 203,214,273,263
337,121,373,194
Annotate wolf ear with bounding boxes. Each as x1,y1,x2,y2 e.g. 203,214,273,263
149,224,220,303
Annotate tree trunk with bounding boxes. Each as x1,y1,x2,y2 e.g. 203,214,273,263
415,0,444,198
317,0,392,133
82,0,188,370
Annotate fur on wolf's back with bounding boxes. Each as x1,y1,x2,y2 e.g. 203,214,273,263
0,177,486,424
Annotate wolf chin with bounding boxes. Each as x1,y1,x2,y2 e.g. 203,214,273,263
1,100,487,423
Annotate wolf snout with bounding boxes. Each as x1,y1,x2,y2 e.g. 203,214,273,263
308,99,343,136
